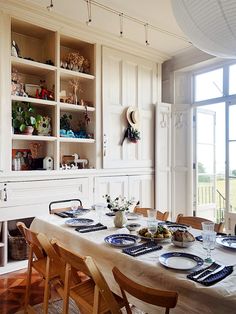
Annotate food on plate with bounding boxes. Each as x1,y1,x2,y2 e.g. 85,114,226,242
138,225,172,239
172,229,195,242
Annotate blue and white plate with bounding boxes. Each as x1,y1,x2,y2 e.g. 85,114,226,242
104,234,139,247
159,252,204,270
65,218,94,227
216,236,236,249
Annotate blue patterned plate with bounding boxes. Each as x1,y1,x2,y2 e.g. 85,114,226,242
65,218,94,227
216,236,236,249
159,252,204,270
104,234,139,247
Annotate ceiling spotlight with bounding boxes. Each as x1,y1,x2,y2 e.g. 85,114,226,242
86,0,92,25
119,13,124,38
47,0,54,11
145,23,150,46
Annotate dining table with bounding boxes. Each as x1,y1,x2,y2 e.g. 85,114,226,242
30,210,236,314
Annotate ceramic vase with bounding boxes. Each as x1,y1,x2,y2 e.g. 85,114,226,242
23,126,34,135
114,210,127,228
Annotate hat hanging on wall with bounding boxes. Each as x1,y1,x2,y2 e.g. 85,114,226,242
126,107,139,129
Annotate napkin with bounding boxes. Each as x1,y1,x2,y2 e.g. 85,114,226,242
187,265,233,286
75,223,107,233
122,242,162,257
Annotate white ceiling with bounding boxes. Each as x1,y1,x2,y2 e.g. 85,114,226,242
25,0,193,58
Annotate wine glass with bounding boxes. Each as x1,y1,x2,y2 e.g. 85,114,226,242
70,201,79,211
147,220,157,242
202,231,216,263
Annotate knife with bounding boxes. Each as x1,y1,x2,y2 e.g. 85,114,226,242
198,265,225,281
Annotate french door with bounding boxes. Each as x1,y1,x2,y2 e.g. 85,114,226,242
194,101,236,222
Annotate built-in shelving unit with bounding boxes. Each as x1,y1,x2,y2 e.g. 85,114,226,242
10,18,96,172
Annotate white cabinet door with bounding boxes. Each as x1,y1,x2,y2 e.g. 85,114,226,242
128,175,154,207
102,47,156,169
0,177,92,220
94,176,129,204
155,103,172,213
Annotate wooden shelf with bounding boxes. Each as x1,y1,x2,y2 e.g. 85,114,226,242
11,95,57,106
12,134,57,142
59,137,95,143
11,56,56,76
59,102,95,112
60,68,95,81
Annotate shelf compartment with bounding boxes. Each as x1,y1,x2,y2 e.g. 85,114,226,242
11,18,56,66
60,141,96,169
12,139,56,171
60,34,95,76
59,102,95,112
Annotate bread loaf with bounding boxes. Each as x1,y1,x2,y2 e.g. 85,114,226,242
173,230,195,242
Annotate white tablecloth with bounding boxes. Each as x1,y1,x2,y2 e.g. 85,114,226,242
30,212,236,314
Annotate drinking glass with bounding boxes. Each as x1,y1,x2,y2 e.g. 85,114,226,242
147,220,157,242
70,201,79,211
202,231,216,263
95,203,105,223
202,221,215,232
147,208,157,220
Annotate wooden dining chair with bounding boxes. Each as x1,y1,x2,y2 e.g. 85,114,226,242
176,214,224,233
48,199,83,214
133,207,169,221
112,266,178,314
16,222,62,314
37,233,124,314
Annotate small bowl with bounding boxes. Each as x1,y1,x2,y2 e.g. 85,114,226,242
171,238,195,248
126,223,141,232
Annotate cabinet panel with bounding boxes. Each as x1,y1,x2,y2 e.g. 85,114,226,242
128,175,154,208
102,47,156,169
94,176,128,204
0,177,92,213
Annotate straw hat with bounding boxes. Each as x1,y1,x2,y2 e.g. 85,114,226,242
126,107,139,128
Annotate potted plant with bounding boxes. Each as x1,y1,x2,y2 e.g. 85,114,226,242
12,102,42,135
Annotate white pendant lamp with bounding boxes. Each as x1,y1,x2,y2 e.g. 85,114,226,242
171,0,236,58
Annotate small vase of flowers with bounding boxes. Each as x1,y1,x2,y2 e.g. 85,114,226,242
103,195,135,228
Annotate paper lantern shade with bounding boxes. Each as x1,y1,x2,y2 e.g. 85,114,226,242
171,0,236,58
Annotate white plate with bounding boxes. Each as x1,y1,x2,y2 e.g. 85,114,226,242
65,218,94,227
216,236,236,249
159,252,204,270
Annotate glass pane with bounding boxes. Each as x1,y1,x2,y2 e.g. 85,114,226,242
197,175,215,205
197,112,214,144
229,105,236,140
198,144,214,174
229,142,236,212
229,64,236,95
194,68,223,102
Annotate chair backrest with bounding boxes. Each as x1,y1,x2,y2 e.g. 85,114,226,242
49,199,82,214
134,207,169,221
112,267,178,314
176,214,224,233
37,234,121,314
16,222,45,260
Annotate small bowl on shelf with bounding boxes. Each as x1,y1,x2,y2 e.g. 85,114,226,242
171,237,195,248
126,223,141,232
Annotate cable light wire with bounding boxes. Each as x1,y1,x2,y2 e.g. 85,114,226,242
83,0,190,43
86,0,92,25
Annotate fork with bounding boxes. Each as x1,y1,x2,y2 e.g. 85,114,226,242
193,262,220,279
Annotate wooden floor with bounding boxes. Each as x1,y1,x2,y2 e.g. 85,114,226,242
0,268,57,314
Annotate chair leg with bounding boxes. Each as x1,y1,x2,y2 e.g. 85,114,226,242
43,256,51,314
25,250,33,313
62,263,71,314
